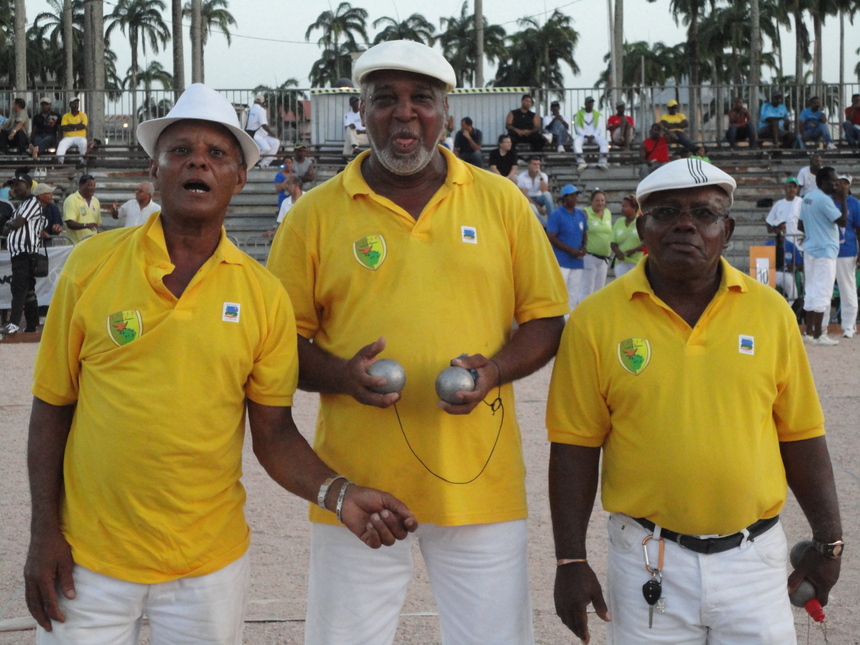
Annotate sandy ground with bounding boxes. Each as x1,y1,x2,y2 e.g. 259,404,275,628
1,338,858,645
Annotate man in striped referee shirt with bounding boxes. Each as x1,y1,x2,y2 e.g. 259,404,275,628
3,174,54,335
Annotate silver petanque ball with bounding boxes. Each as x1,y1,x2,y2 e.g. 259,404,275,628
435,366,475,404
368,359,406,394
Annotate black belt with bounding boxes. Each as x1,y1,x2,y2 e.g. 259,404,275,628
588,252,611,262
633,516,779,555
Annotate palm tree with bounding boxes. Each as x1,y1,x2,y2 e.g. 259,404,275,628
308,42,355,88
439,2,506,88
32,0,87,87
371,13,435,46
305,2,369,82
126,60,173,121
106,0,170,138
182,0,236,82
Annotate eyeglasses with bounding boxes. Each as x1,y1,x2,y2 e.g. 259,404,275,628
643,206,727,226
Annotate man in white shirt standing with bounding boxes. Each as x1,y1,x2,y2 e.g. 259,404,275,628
573,97,608,172
796,152,823,197
343,96,368,157
110,182,161,227
766,177,803,248
246,93,280,167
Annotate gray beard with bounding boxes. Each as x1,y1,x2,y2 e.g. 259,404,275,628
369,134,438,176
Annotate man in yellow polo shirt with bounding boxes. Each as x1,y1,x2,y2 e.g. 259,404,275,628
24,83,416,645
660,99,698,153
547,159,843,644
268,40,568,644
62,174,101,244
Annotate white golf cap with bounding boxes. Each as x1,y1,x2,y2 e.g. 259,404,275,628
32,183,56,196
837,173,853,185
637,158,737,207
137,83,260,167
353,40,457,92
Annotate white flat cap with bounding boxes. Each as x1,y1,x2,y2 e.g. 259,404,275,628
637,158,737,206
353,40,457,92
32,183,56,196
137,83,260,167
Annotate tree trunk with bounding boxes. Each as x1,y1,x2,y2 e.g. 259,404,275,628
614,0,624,108
91,0,105,144
83,1,94,96
687,4,700,141
131,36,139,136
13,0,26,92
839,9,845,109
475,0,484,87
749,0,761,131
172,0,185,98
794,8,803,134
63,0,74,94
191,0,203,84
812,12,822,91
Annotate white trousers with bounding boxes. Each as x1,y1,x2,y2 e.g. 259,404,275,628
56,137,87,163
605,514,796,645
775,270,798,304
559,266,583,313
803,254,837,312
305,520,533,645
614,261,637,278
835,255,858,332
574,134,609,156
253,130,280,166
37,553,250,645
579,253,610,303
343,128,369,155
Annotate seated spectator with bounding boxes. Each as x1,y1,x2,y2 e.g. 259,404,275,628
505,93,545,151
799,96,836,149
610,194,644,278
691,144,710,162
659,99,697,153
247,94,280,167
606,101,634,150
517,156,553,227
442,114,455,150
292,144,315,185
109,181,161,227
764,223,803,305
56,97,89,165
543,100,572,152
0,98,31,155
343,96,368,156
726,96,757,149
757,92,795,148
640,123,670,177
546,184,587,313
453,117,483,167
274,156,297,210
843,93,860,148
266,174,303,238
797,152,824,197
29,97,61,161
766,177,803,248
573,96,608,171
488,134,519,181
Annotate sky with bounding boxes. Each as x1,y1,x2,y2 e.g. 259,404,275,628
21,0,860,92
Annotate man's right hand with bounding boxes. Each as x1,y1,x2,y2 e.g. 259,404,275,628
24,530,76,631
554,562,610,644
345,338,401,408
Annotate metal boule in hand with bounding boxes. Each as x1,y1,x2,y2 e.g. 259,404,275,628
368,359,406,394
435,366,475,404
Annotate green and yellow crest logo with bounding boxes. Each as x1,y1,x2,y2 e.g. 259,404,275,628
353,235,386,271
107,310,143,347
617,338,651,376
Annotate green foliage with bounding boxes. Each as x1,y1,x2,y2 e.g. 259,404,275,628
439,1,506,88
371,13,435,46
306,2,369,85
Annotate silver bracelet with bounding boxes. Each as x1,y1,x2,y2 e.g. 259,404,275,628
335,481,351,524
317,475,347,510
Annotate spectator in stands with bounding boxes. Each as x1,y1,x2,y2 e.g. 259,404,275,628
764,222,803,306
274,156,296,211
726,96,757,149
109,182,161,228
442,114,455,150
578,188,613,303
505,93,545,151
831,173,860,338
758,92,795,148
0,98,30,155
691,144,711,162
29,97,61,161
343,96,368,156
488,134,519,181
610,194,644,277
452,117,483,168
797,152,824,197
517,156,554,227
547,184,587,313
247,94,280,168
63,174,101,244
766,177,803,248
660,99,697,153
573,96,609,172
607,101,634,150
266,174,303,238
799,96,836,150
543,100,572,152
799,166,847,345
640,123,670,177
843,94,860,148
293,144,315,185
41,191,64,246
56,97,89,165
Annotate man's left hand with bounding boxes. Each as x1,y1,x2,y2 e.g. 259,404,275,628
340,484,418,548
437,353,500,415
788,547,841,606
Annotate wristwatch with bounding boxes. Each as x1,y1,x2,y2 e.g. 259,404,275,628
812,540,845,558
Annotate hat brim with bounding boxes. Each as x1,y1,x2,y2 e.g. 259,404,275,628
137,117,260,168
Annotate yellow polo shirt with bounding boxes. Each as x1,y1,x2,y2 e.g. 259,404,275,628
661,112,687,131
268,147,568,526
547,258,825,536
33,213,298,583
60,111,87,138
63,191,101,244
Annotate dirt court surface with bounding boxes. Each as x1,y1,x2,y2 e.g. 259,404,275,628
1,339,858,644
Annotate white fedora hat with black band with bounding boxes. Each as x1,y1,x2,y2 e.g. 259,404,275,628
137,83,260,168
